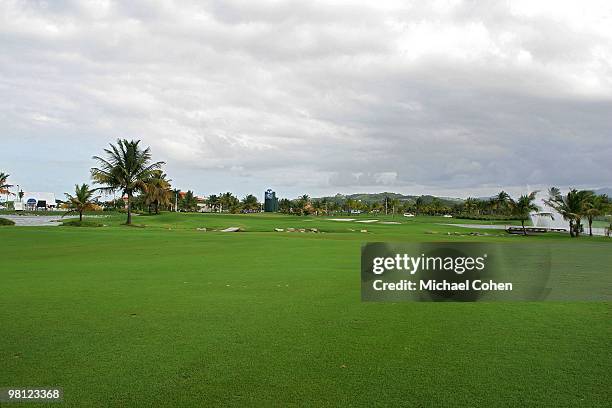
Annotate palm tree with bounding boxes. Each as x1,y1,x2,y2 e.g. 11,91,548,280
293,194,309,216
415,196,425,215
91,139,164,225
312,200,323,216
144,171,172,214
63,184,99,222
583,194,608,236
279,198,292,214
345,198,356,215
0,172,13,202
241,194,259,212
511,191,540,236
544,188,592,237
207,194,220,212
494,191,510,215
219,192,239,213
390,198,401,216
180,190,199,212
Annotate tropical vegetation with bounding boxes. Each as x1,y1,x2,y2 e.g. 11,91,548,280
63,183,99,222
91,139,165,225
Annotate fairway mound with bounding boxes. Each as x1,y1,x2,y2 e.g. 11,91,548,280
60,220,105,227
221,227,242,232
0,217,16,226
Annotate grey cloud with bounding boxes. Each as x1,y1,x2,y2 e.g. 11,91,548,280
0,0,611,199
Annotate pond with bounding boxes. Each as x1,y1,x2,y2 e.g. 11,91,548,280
0,215,76,226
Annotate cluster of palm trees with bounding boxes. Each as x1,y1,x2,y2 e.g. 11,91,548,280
89,139,166,224
53,139,169,224
459,189,609,237
277,194,485,217
188,192,259,213
544,188,609,237
278,195,438,216
278,195,312,215
62,139,263,223
459,191,516,218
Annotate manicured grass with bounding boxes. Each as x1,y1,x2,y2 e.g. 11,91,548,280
0,213,610,407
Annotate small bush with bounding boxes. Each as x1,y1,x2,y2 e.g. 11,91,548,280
0,217,15,226
61,219,104,227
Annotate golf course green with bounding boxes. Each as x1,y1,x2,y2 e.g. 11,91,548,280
1,213,610,407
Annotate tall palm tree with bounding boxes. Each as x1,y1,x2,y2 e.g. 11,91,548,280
494,191,510,215
511,191,540,236
91,139,164,225
144,171,172,214
544,188,593,237
63,184,99,222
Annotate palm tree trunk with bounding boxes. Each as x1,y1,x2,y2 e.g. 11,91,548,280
79,211,83,222
126,192,132,225
588,217,593,236
569,220,575,237
521,219,526,236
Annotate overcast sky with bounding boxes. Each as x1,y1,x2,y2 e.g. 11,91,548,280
1,0,611,200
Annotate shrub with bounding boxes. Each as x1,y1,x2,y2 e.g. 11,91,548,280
0,217,15,226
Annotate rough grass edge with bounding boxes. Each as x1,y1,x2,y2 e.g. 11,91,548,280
60,219,105,227
0,217,15,226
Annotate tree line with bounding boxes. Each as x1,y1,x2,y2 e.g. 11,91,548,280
2,139,610,236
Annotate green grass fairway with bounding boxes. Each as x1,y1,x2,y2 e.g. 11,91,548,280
1,213,610,407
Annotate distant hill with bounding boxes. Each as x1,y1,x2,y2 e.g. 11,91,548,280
593,188,612,197
313,192,462,207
